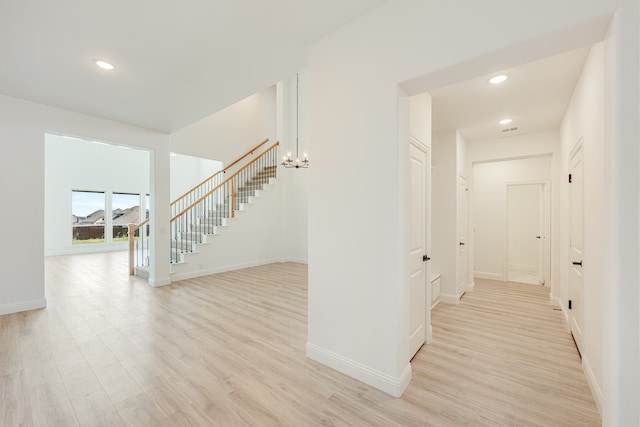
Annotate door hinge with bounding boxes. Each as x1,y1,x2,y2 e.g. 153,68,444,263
568,173,572,183
568,300,572,310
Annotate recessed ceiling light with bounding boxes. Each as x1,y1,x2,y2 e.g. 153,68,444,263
489,75,508,84
95,60,115,70
499,118,513,125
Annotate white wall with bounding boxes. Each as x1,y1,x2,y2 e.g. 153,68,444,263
559,41,606,414
44,134,151,256
473,155,552,280
432,130,465,302
0,93,171,315
170,153,222,200
306,0,636,413
170,87,276,164
279,72,309,263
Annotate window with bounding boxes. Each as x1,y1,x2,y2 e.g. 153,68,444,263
72,190,105,244
112,192,140,241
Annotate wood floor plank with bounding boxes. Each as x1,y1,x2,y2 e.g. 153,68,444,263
0,252,601,426
69,387,125,427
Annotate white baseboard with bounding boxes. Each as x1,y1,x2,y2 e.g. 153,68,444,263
467,280,475,292
149,277,171,287
507,263,537,272
550,294,569,324
306,342,411,397
582,355,603,416
45,245,128,257
474,271,504,281
439,292,459,305
280,257,308,264
0,298,47,316
170,258,283,282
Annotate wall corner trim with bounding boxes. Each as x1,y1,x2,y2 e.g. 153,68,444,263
0,298,47,316
306,342,411,397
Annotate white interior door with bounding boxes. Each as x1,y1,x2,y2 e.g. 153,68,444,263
457,176,468,298
537,184,546,285
507,184,542,284
409,141,429,359
569,142,584,355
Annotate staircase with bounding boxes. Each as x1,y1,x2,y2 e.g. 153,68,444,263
129,139,279,277
170,163,278,264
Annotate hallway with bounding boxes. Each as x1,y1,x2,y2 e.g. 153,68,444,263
409,278,600,425
0,254,599,426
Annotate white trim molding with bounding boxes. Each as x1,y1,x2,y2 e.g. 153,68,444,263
550,294,569,324
583,356,603,416
0,298,47,316
306,342,412,397
281,257,308,264
474,271,504,281
170,258,284,282
439,292,460,305
467,280,476,293
149,277,172,287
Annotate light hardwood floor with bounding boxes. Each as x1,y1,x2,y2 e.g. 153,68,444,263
0,252,600,426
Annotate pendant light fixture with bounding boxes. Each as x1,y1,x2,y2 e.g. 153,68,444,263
282,73,309,168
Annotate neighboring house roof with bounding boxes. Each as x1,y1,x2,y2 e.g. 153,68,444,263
75,210,105,225
113,206,141,225
73,207,144,225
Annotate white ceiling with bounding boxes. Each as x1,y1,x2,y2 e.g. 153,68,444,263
430,46,591,142
0,0,386,133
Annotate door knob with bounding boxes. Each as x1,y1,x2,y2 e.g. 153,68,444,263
572,261,582,266
423,254,431,262
459,242,465,246
536,236,542,239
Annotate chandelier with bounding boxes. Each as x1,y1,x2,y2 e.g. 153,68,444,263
282,73,309,168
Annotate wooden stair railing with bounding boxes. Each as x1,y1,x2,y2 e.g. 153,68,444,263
171,138,272,222
169,141,279,264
